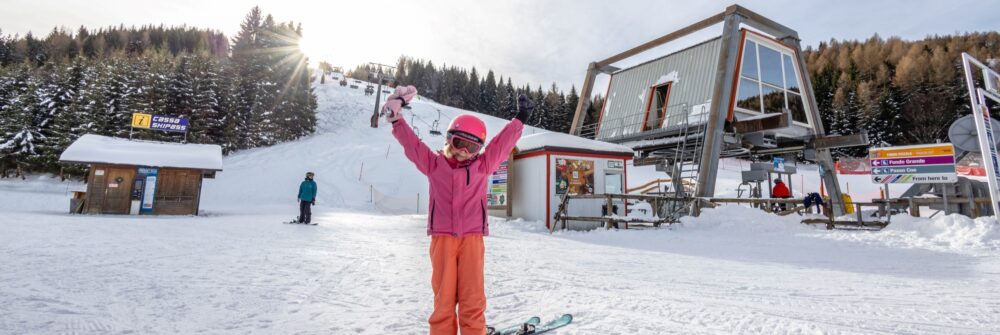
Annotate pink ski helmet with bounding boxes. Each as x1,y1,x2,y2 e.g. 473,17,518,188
447,114,487,143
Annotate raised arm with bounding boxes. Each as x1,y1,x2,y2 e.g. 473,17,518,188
391,117,437,175
481,119,524,172
482,94,533,172
384,86,436,175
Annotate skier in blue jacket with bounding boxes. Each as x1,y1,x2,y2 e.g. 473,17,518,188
297,172,317,224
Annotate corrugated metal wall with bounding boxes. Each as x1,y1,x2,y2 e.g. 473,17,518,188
598,38,722,140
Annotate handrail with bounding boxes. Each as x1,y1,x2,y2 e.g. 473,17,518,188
590,103,692,140
627,178,672,194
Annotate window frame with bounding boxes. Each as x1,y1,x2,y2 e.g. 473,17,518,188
730,29,813,127
641,81,673,132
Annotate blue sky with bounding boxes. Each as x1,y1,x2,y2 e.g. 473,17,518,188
2,0,997,93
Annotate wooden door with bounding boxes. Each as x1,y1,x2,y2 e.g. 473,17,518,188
86,165,135,214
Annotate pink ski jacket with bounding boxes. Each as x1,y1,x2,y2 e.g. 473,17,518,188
392,118,524,237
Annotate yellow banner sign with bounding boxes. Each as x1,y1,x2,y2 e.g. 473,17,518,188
131,113,152,128
869,144,954,159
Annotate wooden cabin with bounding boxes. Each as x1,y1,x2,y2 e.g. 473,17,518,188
59,134,223,215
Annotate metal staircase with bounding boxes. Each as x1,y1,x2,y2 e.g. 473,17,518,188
668,109,708,197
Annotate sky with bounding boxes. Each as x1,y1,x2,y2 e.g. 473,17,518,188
2,0,998,95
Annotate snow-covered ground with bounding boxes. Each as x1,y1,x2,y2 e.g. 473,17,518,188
2,74,1000,334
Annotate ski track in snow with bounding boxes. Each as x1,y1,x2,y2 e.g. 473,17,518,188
1,76,999,334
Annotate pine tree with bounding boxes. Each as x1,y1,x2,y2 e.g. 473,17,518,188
0,67,46,171
480,70,497,115
187,55,223,144
496,76,513,120
34,59,85,170
563,85,580,133
466,67,481,112
530,85,545,127
543,83,565,132
231,6,264,149
216,60,241,153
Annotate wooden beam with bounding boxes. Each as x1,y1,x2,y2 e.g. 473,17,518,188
596,12,727,68
696,10,744,198
728,5,799,40
570,62,600,135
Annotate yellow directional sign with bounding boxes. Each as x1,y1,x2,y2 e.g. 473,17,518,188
131,113,152,129
868,144,954,159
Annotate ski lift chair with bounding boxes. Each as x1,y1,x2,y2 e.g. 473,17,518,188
429,120,442,136
427,109,444,136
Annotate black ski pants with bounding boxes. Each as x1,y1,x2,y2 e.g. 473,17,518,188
299,200,312,223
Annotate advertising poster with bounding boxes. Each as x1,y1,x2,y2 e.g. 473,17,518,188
555,158,595,195
136,167,158,214
487,160,508,206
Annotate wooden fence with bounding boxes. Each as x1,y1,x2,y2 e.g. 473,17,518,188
552,193,995,232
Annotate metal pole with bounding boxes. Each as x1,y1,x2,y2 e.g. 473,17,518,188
942,183,950,215
373,68,384,117
884,183,890,219
787,173,793,197
368,62,397,128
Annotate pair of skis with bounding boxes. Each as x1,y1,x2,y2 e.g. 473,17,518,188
283,218,316,225
487,314,573,335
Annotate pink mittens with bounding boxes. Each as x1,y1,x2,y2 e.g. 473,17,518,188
383,85,419,123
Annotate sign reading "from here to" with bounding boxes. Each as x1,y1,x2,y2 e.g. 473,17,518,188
869,143,957,184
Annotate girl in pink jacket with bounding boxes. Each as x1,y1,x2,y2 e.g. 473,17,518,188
383,86,532,335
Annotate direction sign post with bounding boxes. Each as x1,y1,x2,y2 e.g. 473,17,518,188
869,143,957,184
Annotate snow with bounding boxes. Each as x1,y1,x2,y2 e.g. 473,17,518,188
654,70,680,85
59,134,223,171
516,131,633,155
2,75,1000,334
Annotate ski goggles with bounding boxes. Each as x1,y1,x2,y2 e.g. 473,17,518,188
448,131,483,154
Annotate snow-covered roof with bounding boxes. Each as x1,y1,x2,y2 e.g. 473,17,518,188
516,132,634,157
60,134,223,171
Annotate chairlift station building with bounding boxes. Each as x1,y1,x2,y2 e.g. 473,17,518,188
570,5,859,214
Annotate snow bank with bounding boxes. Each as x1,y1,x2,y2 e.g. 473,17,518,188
678,205,812,233
817,214,1000,255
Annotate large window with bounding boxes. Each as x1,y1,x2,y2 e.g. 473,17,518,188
734,32,810,125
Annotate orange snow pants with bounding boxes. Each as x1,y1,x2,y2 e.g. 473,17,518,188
428,235,486,335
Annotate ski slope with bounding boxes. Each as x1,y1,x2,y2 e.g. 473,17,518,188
1,74,999,334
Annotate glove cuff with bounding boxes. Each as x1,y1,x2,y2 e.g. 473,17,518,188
395,96,408,107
